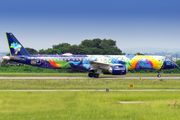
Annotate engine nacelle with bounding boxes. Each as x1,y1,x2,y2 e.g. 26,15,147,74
108,65,127,75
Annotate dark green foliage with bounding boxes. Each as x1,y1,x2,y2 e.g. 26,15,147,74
25,48,38,54
134,52,145,55
41,38,124,55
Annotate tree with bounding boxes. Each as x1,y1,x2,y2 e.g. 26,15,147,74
25,48,38,54
38,49,46,54
52,43,71,49
92,38,102,48
134,52,145,55
81,40,95,48
38,38,124,55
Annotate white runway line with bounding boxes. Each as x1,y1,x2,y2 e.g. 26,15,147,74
118,101,144,104
0,77,180,80
1,89,180,91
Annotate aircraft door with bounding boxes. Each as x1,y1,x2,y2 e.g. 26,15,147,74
22,57,26,62
37,59,41,65
158,60,162,65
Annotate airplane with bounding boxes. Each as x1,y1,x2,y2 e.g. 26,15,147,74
2,32,178,78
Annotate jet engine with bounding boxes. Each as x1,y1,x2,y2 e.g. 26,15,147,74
108,65,127,75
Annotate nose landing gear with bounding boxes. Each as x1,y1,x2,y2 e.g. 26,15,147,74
157,74,161,78
157,70,162,78
88,73,94,77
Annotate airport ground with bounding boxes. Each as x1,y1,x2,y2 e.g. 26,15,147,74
0,73,180,119
0,91,180,120
1,72,180,77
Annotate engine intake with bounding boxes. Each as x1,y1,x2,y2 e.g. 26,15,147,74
108,65,127,75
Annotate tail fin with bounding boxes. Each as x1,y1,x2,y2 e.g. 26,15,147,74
6,32,31,56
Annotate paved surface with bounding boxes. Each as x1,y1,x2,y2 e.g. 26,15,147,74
0,89,180,91
118,101,144,103
0,77,180,80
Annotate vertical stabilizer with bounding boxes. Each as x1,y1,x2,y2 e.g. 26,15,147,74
6,32,31,56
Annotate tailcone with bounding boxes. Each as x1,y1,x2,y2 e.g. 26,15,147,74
2,56,10,61
2,56,23,61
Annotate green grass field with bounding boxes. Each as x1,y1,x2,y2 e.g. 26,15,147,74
0,73,180,119
1,79,180,90
0,72,180,77
0,91,180,120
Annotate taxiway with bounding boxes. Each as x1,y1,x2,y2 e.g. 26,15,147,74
0,77,180,79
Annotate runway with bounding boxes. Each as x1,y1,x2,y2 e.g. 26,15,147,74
0,89,180,91
0,77,180,79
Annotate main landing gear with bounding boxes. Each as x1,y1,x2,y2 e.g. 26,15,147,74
88,73,99,78
157,70,162,78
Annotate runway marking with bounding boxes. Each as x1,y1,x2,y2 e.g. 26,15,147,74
1,89,180,91
118,101,144,104
0,77,180,80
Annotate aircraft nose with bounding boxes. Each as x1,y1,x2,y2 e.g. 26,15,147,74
163,61,178,69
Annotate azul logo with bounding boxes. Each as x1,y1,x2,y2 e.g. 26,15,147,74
10,42,22,54
30,59,42,65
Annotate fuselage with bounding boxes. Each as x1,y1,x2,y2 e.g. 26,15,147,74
3,54,178,73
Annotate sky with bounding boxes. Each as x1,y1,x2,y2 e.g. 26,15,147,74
0,0,180,54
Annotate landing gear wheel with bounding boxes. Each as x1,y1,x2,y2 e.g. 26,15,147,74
94,74,99,78
157,74,161,78
88,73,94,77
157,70,161,78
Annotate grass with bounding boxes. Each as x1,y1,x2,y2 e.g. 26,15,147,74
0,72,180,77
0,91,180,120
1,79,180,89
0,73,180,119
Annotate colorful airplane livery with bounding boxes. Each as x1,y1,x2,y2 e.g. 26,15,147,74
3,33,178,78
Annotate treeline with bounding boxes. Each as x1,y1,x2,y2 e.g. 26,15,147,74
38,38,124,55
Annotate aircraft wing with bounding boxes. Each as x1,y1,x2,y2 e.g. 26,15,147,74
90,61,110,66
89,61,122,70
